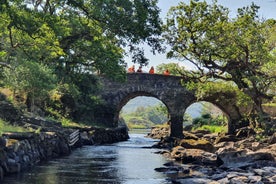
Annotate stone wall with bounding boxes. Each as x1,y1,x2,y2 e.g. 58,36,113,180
0,132,71,180
0,126,129,181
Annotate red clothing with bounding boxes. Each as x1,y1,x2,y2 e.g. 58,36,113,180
149,67,154,74
128,66,135,73
164,69,170,75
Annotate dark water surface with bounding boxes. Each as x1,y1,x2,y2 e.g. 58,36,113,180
3,132,170,184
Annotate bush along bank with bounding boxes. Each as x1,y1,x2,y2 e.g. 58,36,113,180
0,118,129,181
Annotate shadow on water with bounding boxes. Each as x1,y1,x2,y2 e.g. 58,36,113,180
3,130,170,184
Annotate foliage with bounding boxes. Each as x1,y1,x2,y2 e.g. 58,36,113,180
0,0,165,127
185,81,253,111
0,0,163,79
156,63,185,75
163,0,276,117
46,73,104,124
2,60,57,112
0,118,27,134
192,113,227,128
194,125,227,133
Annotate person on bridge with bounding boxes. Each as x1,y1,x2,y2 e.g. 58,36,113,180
137,66,143,73
149,66,154,74
128,65,135,73
164,69,170,75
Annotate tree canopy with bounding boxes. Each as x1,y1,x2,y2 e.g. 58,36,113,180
163,0,276,116
0,0,164,124
0,0,163,79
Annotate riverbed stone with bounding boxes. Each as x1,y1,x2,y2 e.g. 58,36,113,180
230,175,249,183
217,146,274,169
257,143,276,159
171,146,218,165
214,134,238,144
172,177,216,184
177,139,215,152
183,131,199,140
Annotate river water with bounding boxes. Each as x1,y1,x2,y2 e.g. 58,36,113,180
3,132,171,184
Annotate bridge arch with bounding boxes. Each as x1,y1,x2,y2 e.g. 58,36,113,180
115,92,170,122
98,73,245,137
119,96,169,129
100,73,196,137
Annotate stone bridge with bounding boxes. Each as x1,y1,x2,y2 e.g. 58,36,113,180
98,73,242,138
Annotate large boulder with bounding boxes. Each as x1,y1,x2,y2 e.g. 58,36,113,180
177,139,215,153
183,131,199,140
214,134,238,144
171,146,219,166
147,126,170,139
216,146,275,169
257,143,276,159
235,126,256,138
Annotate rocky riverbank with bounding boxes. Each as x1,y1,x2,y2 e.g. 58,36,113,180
148,126,276,184
0,117,129,181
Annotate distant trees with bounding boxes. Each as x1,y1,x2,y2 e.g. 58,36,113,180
121,104,169,129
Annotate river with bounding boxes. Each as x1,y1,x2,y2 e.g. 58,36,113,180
3,132,171,184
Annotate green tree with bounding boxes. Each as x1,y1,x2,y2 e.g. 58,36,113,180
0,0,163,79
3,60,56,112
0,0,164,122
163,1,276,118
156,63,185,75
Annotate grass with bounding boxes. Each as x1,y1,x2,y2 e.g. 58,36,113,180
263,103,276,107
0,119,28,134
194,125,227,133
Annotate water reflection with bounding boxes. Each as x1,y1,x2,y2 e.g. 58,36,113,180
3,133,170,184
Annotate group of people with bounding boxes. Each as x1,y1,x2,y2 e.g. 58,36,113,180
127,65,170,75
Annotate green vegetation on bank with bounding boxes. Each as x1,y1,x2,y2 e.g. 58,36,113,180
0,119,27,134
194,125,227,133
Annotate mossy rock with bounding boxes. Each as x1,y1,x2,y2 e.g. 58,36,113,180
178,139,215,153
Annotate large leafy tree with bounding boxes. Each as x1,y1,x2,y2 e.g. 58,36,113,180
3,60,56,112
0,0,163,122
163,0,276,118
0,0,163,79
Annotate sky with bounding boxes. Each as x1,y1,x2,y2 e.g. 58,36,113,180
125,0,276,71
